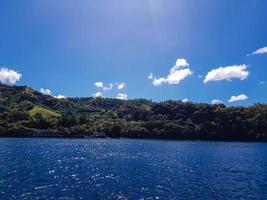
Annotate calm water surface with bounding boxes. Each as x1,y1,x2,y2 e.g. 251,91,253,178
0,138,267,200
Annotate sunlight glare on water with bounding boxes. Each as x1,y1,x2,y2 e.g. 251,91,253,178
0,138,267,199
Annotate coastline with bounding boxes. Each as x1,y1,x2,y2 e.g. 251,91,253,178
1,133,267,142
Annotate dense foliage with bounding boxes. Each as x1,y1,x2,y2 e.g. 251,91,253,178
0,83,267,140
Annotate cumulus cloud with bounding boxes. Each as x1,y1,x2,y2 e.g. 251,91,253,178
103,84,113,91
94,82,128,91
94,82,104,88
40,88,52,95
94,81,113,90
204,64,249,83
148,58,193,86
182,98,189,103
148,75,165,86
250,46,267,55
117,82,126,90
228,94,248,103
40,88,65,99
211,99,223,105
0,67,22,85
54,95,66,99
175,58,190,68
93,92,104,98
116,93,127,100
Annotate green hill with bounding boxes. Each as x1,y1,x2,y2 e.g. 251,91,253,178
29,106,61,118
0,83,267,140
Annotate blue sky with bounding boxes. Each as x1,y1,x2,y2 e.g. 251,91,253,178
0,0,267,105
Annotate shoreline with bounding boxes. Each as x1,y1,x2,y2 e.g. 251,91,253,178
1,135,267,143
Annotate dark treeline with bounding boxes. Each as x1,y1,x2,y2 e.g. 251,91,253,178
0,83,267,140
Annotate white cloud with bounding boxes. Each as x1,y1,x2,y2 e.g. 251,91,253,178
94,82,104,88
167,68,192,84
148,73,153,80
149,58,193,86
204,64,249,83
40,88,66,99
259,81,265,85
175,58,190,68
0,67,22,85
54,95,66,99
211,99,223,104
117,82,126,90
228,94,248,103
182,98,189,103
93,92,104,98
251,46,267,55
116,93,127,100
94,82,117,91
40,88,52,95
148,75,165,86
103,83,113,91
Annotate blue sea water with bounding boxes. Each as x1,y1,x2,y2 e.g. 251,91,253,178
0,138,267,200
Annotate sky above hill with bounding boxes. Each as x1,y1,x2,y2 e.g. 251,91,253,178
0,0,267,105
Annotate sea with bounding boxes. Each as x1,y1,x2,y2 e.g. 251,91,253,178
0,138,266,199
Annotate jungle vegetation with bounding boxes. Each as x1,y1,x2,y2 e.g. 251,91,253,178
0,83,267,140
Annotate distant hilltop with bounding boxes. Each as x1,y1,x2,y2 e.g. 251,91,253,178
0,83,267,141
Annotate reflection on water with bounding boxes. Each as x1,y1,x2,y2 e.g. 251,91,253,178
0,138,267,199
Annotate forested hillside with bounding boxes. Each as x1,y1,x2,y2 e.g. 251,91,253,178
0,83,267,140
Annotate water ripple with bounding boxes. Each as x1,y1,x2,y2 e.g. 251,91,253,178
0,138,267,199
